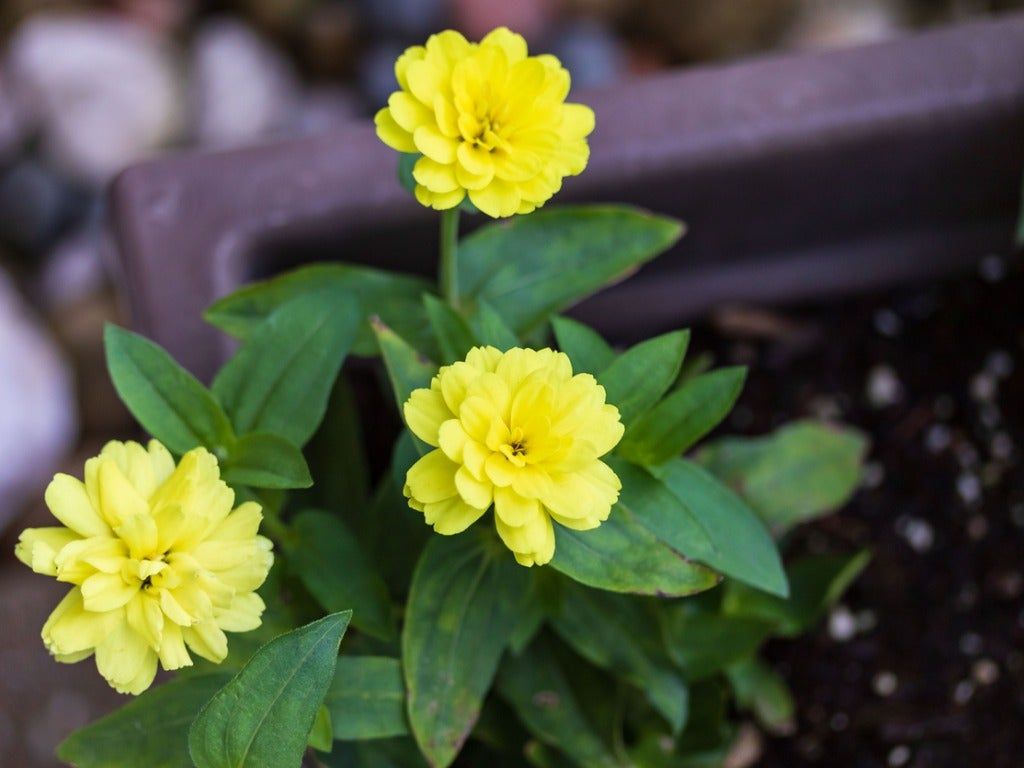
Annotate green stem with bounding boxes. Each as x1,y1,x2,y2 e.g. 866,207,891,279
439,208,461,308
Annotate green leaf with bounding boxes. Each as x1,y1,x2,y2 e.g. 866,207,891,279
326,656,408,740
619,367,747,466
212,292,359,447
204,263,436,358
647,458,788,598
497,634,620,768
660,609,771,681
308,705,334,752
57,673,231,768
306,377,370,509
549,583,688,733
552,316,616,375
324,738,427,767
403,532,530,768
723,550,871,636
551,460,721,598
458,206,685,335
104,324,233,455
727,657,796,735
189,611,351,768
600,330,690,425
373,318,437,413
697,420,868,533
398,152,420,196
287,511,396,641
222,432,312,489
424,294,477,364
468,299,519,350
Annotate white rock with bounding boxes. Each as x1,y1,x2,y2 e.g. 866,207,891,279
0,268,76,534
6,14,182,185
189,18,300,147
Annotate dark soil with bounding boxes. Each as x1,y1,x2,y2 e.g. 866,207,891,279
691,256,1024,768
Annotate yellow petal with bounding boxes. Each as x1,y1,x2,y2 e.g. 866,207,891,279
206,501,263,541
484,453,516,488
414,124,458,164
405,449,459,504
422,495,486,535
494,486,541,526
183,619,228,663
115,513,159,560
42,587,119,656
375,108,416,153
438,419,469,462
414,185,465,211
15,527,79,575
157,620,192,671
434,94,460,137
561,103,595,139
96,621,157,694
126,592,164,651
481,27,528,63
98,459,150,529
413,156,459,194
494,504,555,566
215,592,265,632
388,91,432,132
45,474,110,537
81,571,139,612
455,465,493,510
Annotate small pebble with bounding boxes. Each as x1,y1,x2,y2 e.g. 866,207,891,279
862,461,885,489
956,473,982,505
897,516,934,553
985,350,1014,378
972,658,999,686
970,372,997,402
828,605,857,642
978,254,1006,282
873,308,903,337
979,404,1001,430
955,442,979,469
829,712,849,731
873,671,898,697
959,632,983,656
866,365,903,408
924,423,951,453
888,745,911,767
990,433,1013,461
966,515,988,541
953,680,975,705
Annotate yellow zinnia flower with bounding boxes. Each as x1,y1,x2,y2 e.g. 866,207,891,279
15,440,273,694
403,347,623,566
374,27,595,218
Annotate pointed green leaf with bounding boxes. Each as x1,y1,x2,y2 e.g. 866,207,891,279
308,705,334,752
660,609,771,681
212,292,359,447
697,420,868,533
497,635,620,768
549,583,688,733
727,657,796,735
723,550,871,636
288,511,396,641
551,460,720,598
373,318,437,413
204,263,435,357
306,377,370,509
57,673,231,768
104,324,233,455
458,206,685,334
403,533,530,767
424,294,477,364
619,367,747,466
222,432,312,489
325,656,408,740
552,316,615,375
600,330,690,425
468,299,518,350
646,458,787,597
189,611,351,768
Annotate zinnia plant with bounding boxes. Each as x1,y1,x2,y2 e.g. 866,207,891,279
26,26,870,768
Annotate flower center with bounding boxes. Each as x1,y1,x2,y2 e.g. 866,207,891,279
500,426,530,466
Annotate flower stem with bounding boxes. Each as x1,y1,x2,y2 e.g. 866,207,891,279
439,208,461,308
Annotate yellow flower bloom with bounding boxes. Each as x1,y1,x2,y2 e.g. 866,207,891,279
15,440,273,694
374,27,595,218
403,347,623,566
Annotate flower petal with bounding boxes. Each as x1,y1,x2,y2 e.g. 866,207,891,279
45,474,110,537
405,449,459,504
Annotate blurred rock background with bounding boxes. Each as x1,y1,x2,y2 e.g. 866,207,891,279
0,0,1020,765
